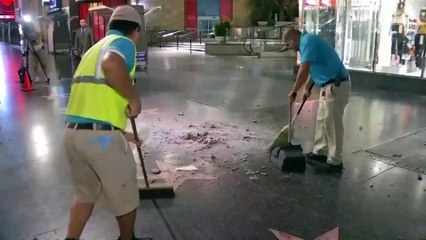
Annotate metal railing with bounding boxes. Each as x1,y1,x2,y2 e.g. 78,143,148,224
230,23,297,56
152,30,205,53
0,22,20,44
147,23,297,55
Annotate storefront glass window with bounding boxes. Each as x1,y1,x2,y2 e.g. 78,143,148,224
301,0,319,34
342,0,380,71
301,0,426,78
335,0,346,59
375,0,426,77
318,0,337,47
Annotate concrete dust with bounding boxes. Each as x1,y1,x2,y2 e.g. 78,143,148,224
134,120,265,189
151,121,263,154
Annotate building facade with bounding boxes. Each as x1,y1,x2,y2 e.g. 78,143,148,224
75,0,251,40
299,0,426,78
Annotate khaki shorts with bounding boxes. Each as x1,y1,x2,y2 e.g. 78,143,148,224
63,127,139,216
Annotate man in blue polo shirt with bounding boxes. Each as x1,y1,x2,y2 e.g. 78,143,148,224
283,28,351,173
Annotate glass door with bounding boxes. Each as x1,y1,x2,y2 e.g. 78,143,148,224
198,16,219,38
318,1,337,47
302,0,319,34
335,0,347,58
343,0,380,70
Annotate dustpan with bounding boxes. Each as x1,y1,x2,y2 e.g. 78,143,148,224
268,87,312,153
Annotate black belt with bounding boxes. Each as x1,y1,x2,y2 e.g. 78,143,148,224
66,123,120,131
321,77,349,88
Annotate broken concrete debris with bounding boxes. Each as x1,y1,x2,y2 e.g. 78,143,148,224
176,165,198,171
249,175,259,180
393,154,402,158
418,174,423,181
242,136,252,140
150,168,161,174
178,112,184,116
245,170,267,179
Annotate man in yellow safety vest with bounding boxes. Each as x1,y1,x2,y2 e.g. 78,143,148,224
63,5,151,240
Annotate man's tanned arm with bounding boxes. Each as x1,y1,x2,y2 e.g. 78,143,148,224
292,62,310,93
101,51,138,102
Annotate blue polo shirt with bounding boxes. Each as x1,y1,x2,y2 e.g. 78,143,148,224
66,30,136,125
299,30,348,86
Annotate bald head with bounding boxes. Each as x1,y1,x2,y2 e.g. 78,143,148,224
283,28,302,51
283,28,301,41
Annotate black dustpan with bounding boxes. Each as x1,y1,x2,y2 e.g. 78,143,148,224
269,99,306,172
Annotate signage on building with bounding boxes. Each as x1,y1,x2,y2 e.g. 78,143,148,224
48,0,62,14
185,0,197,30
319,0,335,7
304,0,317,5
50,0,58,10
220,0,233,21
0,0,15,19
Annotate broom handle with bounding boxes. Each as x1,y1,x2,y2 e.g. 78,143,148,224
130,117,150,188
288,99,293,144
289,83,314,142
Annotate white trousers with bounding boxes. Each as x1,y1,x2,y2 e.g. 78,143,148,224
313,80,351,165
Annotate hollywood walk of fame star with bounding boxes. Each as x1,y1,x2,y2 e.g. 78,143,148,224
135,160,216,190
269,227,339,240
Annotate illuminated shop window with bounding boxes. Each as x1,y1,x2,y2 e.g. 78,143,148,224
300,0,426,78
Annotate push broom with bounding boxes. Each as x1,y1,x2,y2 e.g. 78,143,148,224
130,118,175,199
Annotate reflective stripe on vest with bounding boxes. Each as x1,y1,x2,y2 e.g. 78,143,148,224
66,34,136,130
72,76,110,86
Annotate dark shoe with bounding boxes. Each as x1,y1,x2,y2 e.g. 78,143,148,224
306,152,328,163
117,236,153,240
315,162,344,173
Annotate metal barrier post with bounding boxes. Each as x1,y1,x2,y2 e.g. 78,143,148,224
199,31,201,44
7,22,11,43
159,34,162,48
421,36,426,78
176,35,179,50
190,39,192,54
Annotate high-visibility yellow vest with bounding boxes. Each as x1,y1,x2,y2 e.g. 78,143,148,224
66,34,136,130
